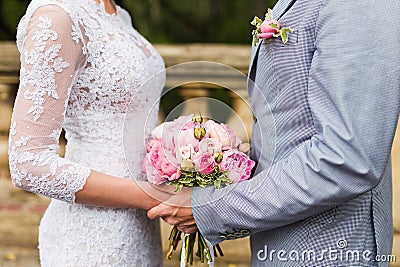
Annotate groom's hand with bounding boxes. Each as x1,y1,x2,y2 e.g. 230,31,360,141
147,188,198,234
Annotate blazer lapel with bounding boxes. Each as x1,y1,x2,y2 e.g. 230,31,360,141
272,0,298,21
248,0,297,77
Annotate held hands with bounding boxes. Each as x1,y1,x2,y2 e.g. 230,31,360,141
147,187,198,234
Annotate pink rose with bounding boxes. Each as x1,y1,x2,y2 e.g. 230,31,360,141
151,122,168,139
192,152,216,175
221,124,240,147
162,123,177,152
257,19,280,39
161,158,178,177
160,148,181,181
203,119,217,133
162,115,194,151
219,150,255,183
177,126,200,152
143,154,166,185
162,115,203,152
177,144,197,162
204,120,236,150
174,114,195,127
199,138,222,155
143,141,181,184
146,138,161,153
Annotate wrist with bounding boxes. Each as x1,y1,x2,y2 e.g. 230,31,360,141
131,181,168,210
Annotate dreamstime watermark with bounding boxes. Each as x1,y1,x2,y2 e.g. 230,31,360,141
257,239,397,263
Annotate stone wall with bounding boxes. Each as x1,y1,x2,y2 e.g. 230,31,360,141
0,42,399,265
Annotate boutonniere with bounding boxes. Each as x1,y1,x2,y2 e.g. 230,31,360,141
251,8,294,46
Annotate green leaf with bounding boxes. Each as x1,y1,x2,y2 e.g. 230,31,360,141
252,34,260,46
273,32,281,38
214,179,221,189
265,8,273,20
251,16,263,26
281,31,288,44
174,184,183,192
269,22,278,30
280,27,294,44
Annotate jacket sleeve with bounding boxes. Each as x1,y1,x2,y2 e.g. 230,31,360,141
8,5,91,203
192,0,400,245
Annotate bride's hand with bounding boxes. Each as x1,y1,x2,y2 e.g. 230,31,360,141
135,182,191,210
147,188,197,234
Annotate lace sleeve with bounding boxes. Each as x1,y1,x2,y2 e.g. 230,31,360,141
8,5,91,203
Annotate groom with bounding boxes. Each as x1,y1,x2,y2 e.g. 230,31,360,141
148,0,400,266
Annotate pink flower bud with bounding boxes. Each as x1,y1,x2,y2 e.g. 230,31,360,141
257,19,280,39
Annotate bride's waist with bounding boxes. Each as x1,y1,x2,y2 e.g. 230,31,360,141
62,113,148,179
64,136,146,179
65,139,125,165
63,113,126,143
64,142,141,179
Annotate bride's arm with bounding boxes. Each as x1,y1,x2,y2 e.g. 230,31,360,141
75,171,172,209
9,5,167,210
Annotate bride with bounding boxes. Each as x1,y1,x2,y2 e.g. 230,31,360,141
8,0,169,265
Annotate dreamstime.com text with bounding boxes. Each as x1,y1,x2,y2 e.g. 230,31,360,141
257,239,396,264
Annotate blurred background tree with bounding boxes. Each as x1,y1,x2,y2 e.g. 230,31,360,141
1,0,278,43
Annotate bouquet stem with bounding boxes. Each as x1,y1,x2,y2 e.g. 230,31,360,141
166,226,182,260
166,225,224,265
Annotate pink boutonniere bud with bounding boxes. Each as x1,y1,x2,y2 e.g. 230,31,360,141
257,19,281,39
251,8,294,46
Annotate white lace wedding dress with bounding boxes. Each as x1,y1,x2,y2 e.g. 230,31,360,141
8,0,165,266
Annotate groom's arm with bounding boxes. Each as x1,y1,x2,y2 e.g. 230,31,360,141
190,0,400,245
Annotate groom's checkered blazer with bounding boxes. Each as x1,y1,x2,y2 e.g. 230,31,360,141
192,0,400,266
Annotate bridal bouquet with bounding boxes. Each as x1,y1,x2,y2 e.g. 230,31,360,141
143,113,255,266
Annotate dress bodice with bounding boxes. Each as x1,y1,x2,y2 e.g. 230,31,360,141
64,0,165,118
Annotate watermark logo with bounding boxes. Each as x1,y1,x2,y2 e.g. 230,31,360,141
336,238,347,249
257,238,396,264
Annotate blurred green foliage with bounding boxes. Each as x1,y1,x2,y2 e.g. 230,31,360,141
0,0,30,40
1,0,278,43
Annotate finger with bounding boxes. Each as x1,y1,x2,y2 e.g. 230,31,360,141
147,203,167,219
163,217,180,226
175,218,197,233
187,226,198,234
178,225,198,234
176,218,196,228
162,215,187,226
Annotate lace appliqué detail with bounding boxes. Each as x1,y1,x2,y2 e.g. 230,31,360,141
9,123,90,203
9,13,91,203
20,16,69,121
